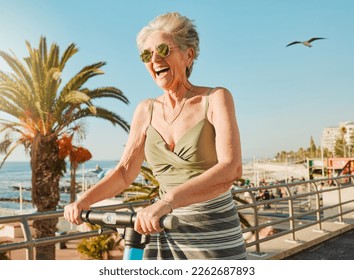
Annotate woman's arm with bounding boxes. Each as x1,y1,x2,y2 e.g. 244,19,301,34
63,99,151,225
163,87,242,208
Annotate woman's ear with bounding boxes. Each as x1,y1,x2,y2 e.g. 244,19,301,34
187,47,195,67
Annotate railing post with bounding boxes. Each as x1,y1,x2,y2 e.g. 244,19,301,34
20,217,34,260
245,188,267,257
312,181,325,233
286,186,296,241
336,179,344,223
251,191,262,254
284,185,303,244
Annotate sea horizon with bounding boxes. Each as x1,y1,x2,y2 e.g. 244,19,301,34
0,160,118,215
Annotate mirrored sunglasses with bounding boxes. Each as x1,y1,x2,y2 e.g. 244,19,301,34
140,43,171,63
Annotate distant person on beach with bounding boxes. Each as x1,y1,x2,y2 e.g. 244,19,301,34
276,187,283,198
261,189,271,209
64,12,246,260
329,180,336,186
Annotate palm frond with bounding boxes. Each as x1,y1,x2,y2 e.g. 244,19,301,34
62,90,91,104
43,67,61,114
83,87,129,105
0,138,12,154
140,165,159,186
29,49,45,102
0,95,23,118
71,107,130,132
54,62,106,119
123,185,159,203
38,36,48,66
124,185,153,194
0,120,22,134
0,72,31,103
46,43,60,69
0,51,34,94
61,62,106,94
26,38,62,124
21,46,47,131
122,164,160,203
53,90,93,127
123,194,153,203
59,43,78,70
0,129,28,167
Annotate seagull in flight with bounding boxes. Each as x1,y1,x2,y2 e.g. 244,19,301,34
286,37,326,47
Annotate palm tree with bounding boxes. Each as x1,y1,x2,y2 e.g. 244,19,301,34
57,133,92,203
334,126,348,157
340,126,347,157
0,37,129,259
309,136,317,157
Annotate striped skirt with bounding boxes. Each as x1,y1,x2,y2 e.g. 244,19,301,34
143,191,247,260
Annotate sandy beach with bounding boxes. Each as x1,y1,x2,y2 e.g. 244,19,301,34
242,161,308,184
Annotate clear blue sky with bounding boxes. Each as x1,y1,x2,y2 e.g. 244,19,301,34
1,0,354,162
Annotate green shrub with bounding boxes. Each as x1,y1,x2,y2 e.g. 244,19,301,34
77,224,123,260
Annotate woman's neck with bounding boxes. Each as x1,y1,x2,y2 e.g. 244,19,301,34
164,82,193,108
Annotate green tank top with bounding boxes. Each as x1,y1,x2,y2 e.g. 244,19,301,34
144,89,218,195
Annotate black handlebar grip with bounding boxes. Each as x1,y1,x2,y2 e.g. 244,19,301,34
80,210,179,230
131,213,179,230
159,214,179,229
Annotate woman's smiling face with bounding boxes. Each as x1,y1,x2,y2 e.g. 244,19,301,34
142,31,190,91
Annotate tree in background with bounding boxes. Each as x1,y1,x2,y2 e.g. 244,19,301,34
349,130,354,157
274,136,330,162
0,37,129,259
308,136,318,158
334,126,351,157
57,134,92,203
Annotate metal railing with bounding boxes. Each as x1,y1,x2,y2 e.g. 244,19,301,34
236,174,354,256
1,175,354,260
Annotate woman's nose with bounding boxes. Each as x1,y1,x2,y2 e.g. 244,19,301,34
151,51,163,63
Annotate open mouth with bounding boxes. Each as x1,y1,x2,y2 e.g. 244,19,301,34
155,67,170,76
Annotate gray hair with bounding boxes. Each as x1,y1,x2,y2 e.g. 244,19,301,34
137,12,200,78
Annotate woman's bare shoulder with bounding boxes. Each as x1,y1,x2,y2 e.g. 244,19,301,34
207,87,235,108
135,98,154,113
132,98,156,123
209,86,232,97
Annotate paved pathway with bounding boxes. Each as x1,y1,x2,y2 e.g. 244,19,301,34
285,227,354,260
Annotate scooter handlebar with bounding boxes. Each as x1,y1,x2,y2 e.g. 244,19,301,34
81,210,179,230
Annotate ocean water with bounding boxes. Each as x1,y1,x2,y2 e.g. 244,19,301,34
0,160,117,215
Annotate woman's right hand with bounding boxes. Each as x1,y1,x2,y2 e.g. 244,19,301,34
63,199,90,225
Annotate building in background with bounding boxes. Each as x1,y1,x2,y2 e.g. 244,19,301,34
321,121,354,155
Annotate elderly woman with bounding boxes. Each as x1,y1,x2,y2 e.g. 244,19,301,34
64,12,246,260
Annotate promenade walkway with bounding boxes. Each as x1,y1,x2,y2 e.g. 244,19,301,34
247,212,354,260
285,227,354,260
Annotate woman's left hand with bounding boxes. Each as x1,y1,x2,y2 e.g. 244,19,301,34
134,199,171,235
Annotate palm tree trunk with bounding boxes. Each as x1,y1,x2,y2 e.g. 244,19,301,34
30,134,64,260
